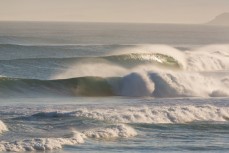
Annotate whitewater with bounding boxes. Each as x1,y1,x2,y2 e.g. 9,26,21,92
0,22,229,153
0,44,228,98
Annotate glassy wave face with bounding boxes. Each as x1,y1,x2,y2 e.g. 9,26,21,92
0,44,229,98
0,23,229,153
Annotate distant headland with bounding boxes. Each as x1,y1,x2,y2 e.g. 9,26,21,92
207,13,229,26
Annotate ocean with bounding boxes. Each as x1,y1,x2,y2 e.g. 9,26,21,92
0,22,229,152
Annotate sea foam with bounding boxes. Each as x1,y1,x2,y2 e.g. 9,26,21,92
149,71,229,97
84,124,137,139
0,131,85,152
53,44,229,98
0,124,137,152
0,45,229,98
31,105,229,124
0,121,8,134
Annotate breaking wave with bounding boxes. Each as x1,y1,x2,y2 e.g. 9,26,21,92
186,45,229,71
0,131,85,152
0,121,8,134
2,103,229,152
0,124,136,152
31,104,229,124
83,124,137,139
0,44,229,98
0,71,228,98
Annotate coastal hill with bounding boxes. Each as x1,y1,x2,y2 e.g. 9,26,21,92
207,13,229,26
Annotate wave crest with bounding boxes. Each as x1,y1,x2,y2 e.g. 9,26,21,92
1,70,229,98
0,121,8,134
0,44,229,98
30,105,229,124
0,131,85,152
84,124,137,139
0,124,136,152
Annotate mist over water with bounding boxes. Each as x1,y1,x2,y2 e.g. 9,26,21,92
0,44,228,98
0,22,229,153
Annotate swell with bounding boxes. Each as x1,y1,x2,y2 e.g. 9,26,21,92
0,44,229,71
0,77,115,97
0,71,229,98
0,52,181,69
0,43,124,60
1,44,228,73
0,44,229,97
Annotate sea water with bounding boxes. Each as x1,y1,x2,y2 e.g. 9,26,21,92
0,22,229,152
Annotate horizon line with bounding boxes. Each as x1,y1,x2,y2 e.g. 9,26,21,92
0,20,205,25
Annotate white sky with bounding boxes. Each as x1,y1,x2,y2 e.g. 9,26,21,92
0,0,229,23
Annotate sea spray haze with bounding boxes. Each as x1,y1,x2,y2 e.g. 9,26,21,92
0,22,229,153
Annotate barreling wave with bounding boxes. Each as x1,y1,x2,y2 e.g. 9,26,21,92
0,44,181,69
0,70,229,98
0,44,229,97
1,44,229,71
102,53,181,68
0,52,181,68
